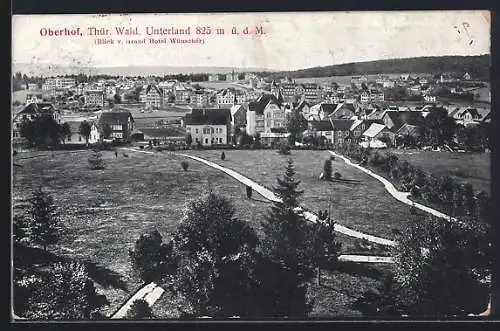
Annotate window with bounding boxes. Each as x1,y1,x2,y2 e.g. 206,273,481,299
205,138,208,144
219,137,223,143
196,128,199,134
195,138,199,142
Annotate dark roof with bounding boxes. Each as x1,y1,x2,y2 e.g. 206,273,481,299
383,111,424,130
140,127,186,137
99,111,134,124
145,84,163,96
460,108,481,119
19,103,56,115
330,103,356,119
319,103,336,115
301,83,319,89
396,124,421,137
248,94,281,115
184,108,231,125
309,120,333,131
330,119,355,131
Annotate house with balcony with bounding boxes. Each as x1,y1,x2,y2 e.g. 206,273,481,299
216,89,237,108
84,90,105,108
301,83,321,103
142,84,163,108
246,93,283,136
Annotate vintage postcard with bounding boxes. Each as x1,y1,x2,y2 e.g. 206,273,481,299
11,11,493,320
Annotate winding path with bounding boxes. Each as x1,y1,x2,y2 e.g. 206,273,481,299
110,147,395,318
328,151,455,221
177,153,396,247
121,147,397,248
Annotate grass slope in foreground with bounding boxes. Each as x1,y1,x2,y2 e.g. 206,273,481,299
12,149,269,316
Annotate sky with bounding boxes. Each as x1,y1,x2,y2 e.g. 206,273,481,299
12,11,490,71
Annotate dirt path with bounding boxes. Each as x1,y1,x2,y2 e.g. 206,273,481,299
121,147,396,247
176,152,396,247
109,282,164,319
111,147,396,318
328,151,455,220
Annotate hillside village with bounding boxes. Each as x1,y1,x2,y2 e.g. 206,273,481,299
12,70,490,152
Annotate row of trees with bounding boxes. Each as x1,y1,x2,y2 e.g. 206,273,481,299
129,160,341,318
337,144,490,223
394,108,489,151
19,116,114,148
14,188,107,319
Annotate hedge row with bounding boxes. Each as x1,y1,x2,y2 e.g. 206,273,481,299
336,144,490,223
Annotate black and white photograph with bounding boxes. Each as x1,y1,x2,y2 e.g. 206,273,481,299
11,10,494,320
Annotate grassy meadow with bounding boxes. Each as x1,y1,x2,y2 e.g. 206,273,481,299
13,148,398,317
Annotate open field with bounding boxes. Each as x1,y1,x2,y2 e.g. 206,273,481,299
12,149,270,316
12,89,28,104
13,148,396,318
185,149,421,240
384,149,491,194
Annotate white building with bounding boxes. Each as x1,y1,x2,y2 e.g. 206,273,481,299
84,90,104,108
62,120,100,145
185,108,231,146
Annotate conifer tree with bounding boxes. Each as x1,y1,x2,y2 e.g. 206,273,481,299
260,159,314,317
26,187,64,252
88,150,105,170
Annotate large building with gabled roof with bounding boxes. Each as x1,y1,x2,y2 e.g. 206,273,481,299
184,108,231,146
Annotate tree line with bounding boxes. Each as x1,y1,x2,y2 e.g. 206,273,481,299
18,116,116,149
265,55,490,80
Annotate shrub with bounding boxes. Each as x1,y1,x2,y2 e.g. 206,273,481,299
129,230,177,282
125,299,153,320
181,161,189,171
88,150,105,170
334,172,342,180
278,143,291,155
323,159,332,181
246,185,252,199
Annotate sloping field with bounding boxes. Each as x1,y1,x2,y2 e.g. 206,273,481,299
185,149,420,239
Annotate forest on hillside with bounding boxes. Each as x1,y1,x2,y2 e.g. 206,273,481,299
260,55,490,80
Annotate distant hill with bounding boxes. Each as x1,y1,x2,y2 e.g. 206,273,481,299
11,63,276,77
270,55,490,80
